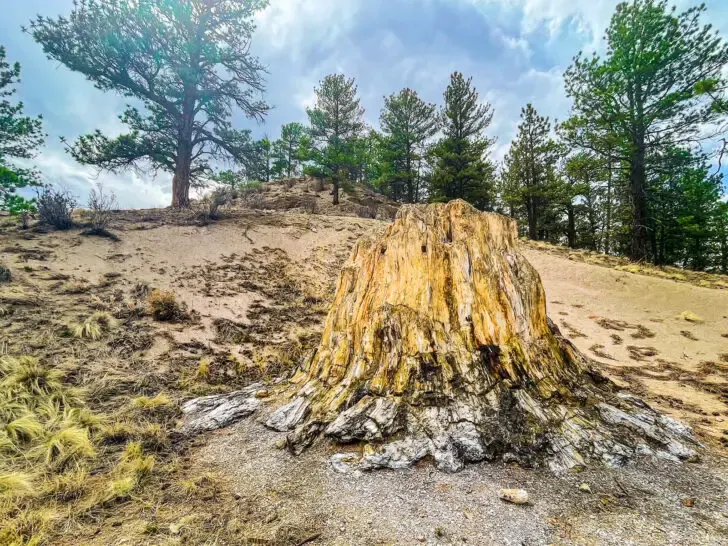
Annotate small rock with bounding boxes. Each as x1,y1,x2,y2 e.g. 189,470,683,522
330,453,360,473
498,488,529,505
682,498,695,508
255,390,270,398
274,438,287,450
579,483,592,493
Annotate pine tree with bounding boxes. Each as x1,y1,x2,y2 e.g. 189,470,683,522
563,153,607,250
0,46,44,213
648,148,723,270
501,104,560,240
29,0,268,208
430,73,496,209
248,137,272,182
272,122,304,179
716,202,728,274
349,130,383,187
379,88,438,203
562,0,728,261
305,74,365,204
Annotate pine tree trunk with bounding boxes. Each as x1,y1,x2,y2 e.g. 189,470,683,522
605,159,612,254
171,144,192,209
264,200,697,472
332,178,340,205
566,203,576,248
171,79,197,209
629,144,649,262
527,198,538,240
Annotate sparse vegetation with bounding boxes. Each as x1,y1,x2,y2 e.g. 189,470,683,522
71,311,114,340
146,289,185,322
0,264,10,283
131,393,171,410
199,186,232,223
83,183,118,237
0,355,103,542
36,187,76,230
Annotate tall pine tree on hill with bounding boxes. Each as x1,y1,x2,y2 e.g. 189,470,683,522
430,72,496,210
305,74,365,204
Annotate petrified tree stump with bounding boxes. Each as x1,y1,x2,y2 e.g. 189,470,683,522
266,200,697,472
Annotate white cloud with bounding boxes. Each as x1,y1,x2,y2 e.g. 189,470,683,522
255,0,364,61
31,150,170,209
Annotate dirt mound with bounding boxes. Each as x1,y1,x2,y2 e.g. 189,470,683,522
232,177,400,220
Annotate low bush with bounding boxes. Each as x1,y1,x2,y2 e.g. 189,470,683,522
199,187,231,223
37,188,76,230
84,184,118,236
0,264,10,283
146,289,184,321
239,180,263,193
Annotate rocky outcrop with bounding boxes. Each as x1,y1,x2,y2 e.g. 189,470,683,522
266,200,698,472
180,384,264,434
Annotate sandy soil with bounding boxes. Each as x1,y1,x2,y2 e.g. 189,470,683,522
524,249,728,443
2,203,728,545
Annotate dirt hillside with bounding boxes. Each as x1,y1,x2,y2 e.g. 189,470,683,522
1,198,727,545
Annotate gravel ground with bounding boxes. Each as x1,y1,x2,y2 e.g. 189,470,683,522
195,407,728,545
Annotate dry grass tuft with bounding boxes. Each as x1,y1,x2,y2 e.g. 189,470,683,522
44,467,89,502
0,472,35,498
104,441,155,503
0,355,109,544
146,289,185,321
131,393,171,409
72,311,115,340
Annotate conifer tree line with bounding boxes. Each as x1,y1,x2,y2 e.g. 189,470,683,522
245,71,497,208
250,1,728,271
0,0,727,271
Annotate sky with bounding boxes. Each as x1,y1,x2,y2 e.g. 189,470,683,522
2,0,728,208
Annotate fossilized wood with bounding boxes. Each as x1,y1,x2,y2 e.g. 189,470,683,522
266,200,698,472
180,384,264,434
